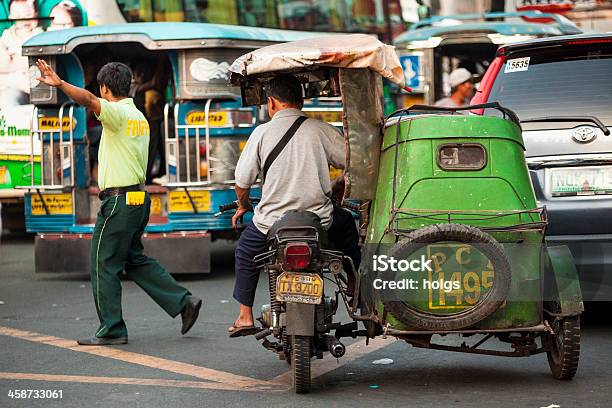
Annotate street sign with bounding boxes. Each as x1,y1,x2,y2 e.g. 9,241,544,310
400,54,423,91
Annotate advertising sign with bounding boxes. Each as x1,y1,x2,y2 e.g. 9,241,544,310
0,0,86,191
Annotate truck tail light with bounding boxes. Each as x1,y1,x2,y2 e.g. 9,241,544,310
470,55,505,115
283,242,311,271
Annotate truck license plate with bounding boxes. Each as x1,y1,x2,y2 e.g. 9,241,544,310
550,166,612,197
276,272,323,304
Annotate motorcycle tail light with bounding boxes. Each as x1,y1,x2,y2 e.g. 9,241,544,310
284,242,311,271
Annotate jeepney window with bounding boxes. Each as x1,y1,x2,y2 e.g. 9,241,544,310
437,144,487,171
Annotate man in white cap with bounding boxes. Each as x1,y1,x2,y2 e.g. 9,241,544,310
434,67,474,108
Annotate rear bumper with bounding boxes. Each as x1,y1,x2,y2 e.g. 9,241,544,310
35,232,211,274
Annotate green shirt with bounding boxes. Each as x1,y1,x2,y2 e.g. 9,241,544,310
95,98,149,191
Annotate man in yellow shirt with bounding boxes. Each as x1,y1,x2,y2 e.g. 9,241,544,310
35,60,202,345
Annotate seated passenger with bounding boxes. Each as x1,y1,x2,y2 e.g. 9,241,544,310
434,68,474,109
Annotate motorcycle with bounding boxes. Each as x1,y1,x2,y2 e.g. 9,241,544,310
218,199,362,393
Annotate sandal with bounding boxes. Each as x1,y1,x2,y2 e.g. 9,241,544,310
228,323,260,338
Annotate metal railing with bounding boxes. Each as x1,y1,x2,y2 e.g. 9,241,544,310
27,102,75,189
164,100,245,188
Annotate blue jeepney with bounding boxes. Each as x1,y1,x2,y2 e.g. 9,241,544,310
393,11,582,106
19,22,328,273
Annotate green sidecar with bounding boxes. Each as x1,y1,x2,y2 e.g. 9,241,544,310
362,105,583,380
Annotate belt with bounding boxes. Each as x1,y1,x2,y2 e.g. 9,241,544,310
99,184,145,200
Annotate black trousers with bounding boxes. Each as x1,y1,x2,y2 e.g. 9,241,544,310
233,206,361,307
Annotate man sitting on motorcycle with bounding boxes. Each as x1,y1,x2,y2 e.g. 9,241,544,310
228,74,360,337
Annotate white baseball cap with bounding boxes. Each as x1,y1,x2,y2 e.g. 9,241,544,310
449,68,473,88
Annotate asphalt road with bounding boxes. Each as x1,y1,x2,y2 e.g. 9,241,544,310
1,233,611,408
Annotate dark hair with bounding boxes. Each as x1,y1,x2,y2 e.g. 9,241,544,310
59,2,84,27
97,62,132,97
265,74,303,107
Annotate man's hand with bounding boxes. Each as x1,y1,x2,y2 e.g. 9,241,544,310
331,175,345,206
36,59,101,115
36,59,62,87
232,185,253,228
231,205,250,229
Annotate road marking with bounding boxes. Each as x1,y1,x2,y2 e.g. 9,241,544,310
0,326,277,391
0,372,267,391
0,325,396,391
271,337,396,385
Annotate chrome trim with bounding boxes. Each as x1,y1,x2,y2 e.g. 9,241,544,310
163,103,171,182
23,38,274,56
527,154,612,169
204,98,212,183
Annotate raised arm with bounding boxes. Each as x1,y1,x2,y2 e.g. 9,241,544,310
36,59,101,116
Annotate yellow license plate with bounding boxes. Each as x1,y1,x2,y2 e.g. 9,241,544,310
426,243,494,309
185,111,227,127
150,195,163,216
30,193,73,215
276,272,323,304
168,190,211,212
304,110,343,124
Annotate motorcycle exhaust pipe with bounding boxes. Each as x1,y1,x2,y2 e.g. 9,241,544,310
325,336,346,358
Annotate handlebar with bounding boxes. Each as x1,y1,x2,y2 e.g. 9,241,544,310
218,201,239,213
215,197,260,217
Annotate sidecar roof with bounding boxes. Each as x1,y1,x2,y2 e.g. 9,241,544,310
229,34,405,87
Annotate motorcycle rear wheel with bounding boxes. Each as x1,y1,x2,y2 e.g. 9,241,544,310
291,335,311,393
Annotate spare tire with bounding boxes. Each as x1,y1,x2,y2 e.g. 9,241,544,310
381,224,511,331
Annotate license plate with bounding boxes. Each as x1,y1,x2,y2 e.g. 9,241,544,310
30,193,73,215
426,244,494,310
550,166,612,197
304,110,343,125
150,195,163,216
185,111,227,127
276,272,323,304
168,190,211,212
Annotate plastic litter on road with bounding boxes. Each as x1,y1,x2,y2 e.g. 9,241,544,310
372,358,394,365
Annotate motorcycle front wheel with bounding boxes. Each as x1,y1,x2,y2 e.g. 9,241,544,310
291,335,311,393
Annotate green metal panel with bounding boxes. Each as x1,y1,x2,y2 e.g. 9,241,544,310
546,245,584,317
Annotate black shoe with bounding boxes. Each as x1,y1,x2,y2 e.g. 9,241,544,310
180,295,202,335
77,336,128,346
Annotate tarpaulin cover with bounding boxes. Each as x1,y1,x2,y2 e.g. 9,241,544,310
229,34,405,87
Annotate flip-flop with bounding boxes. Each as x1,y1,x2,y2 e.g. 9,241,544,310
228,325,260,338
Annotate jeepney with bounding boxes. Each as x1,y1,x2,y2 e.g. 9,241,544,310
19,22,329,273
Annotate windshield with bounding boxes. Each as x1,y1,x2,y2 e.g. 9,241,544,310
486,43,612,129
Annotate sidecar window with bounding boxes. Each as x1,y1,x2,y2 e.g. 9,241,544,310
437,143,487,171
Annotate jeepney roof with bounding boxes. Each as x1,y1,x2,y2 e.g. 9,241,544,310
22,22,326,56
229,34,405,87
394,11,581,48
